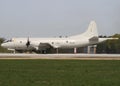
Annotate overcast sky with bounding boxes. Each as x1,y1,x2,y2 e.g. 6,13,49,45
0,0,120,38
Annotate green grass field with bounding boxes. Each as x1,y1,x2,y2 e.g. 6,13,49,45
0,60,120,86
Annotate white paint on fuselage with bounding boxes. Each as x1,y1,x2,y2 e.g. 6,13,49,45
11,37,89,50
1,21,117,52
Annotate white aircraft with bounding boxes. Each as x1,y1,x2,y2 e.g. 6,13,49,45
1,21,117,53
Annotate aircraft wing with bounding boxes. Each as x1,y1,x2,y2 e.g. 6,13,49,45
38,43,54,50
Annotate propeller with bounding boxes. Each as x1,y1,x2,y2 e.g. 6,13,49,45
26,37,30,48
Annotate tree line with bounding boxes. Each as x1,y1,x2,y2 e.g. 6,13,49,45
97,34,120,54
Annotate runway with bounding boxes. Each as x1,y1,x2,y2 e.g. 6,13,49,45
0,53,120,60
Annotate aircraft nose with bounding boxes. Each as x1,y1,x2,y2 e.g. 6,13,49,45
1,43,6,48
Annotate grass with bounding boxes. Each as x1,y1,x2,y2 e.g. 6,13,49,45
0,60,120,86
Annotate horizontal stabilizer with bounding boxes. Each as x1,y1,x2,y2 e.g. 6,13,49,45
89,36,99,43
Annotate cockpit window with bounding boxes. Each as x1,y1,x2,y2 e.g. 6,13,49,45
3,39,12,43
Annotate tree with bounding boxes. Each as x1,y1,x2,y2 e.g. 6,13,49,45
97,34,120,54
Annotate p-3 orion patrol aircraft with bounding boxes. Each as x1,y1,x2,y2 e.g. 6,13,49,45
1,21,117,53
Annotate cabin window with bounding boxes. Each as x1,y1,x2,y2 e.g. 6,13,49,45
66,41,68,43
20,41,22,43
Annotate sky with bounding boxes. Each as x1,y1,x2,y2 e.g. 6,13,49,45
0,0,120,38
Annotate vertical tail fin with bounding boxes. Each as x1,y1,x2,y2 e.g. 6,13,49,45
83,21,98,37
70,21,98,38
